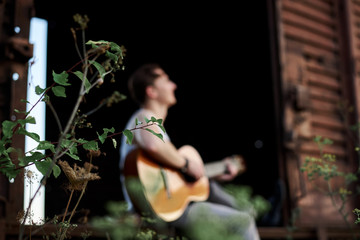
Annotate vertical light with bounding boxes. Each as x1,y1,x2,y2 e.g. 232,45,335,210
24,17,48,225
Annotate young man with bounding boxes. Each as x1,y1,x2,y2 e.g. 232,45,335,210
119,63,260,239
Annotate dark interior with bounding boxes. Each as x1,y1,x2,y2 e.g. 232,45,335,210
33,1,279,223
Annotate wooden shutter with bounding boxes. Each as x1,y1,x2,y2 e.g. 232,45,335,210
0,0,34,236
277,0,357,227
347,0,360,119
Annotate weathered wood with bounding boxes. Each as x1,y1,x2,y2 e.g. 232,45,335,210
309,86,340,102
282,11,336,38
279,0,358,230
282,0,336,25
307,72,341,90
0,0,34,227
284,24,339,51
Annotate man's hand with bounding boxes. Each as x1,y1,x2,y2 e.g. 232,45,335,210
185,158,205,180
214,157,240,182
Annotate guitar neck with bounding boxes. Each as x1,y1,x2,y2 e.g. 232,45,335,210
204,161,228,178
204,156,245,178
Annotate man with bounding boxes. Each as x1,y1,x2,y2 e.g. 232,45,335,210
119,63,260,240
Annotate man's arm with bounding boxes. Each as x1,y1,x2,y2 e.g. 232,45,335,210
134,121,204,179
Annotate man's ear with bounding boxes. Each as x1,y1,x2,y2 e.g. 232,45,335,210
146,85,157,99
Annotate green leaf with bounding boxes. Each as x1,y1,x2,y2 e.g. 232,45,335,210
89,60,106,79
52,86,66,97
123,129,133,145
0,164,20,180
66,152,80,160
0,140,12,156
35,158,54,176
19,152,45,166
314,136,322,143
144,117,150,124
73,71,91,93
110,42,122,54
37,141,55,153
97,127,115,144
105,51,118,62
17,127,40,142
323,138,333,145
97,133,106,144
61,139,79,158
17,116,36,126
14,109,28,114
158,124,166,133
68,144,78,155
61,138,72,148
35,85,47,95
42,94,49,103
2,120,17,138
52,163,61,178
145,128,164,142
83,140,98,151
112,139,117,148
52,71,71,86
6,147,16,154
86,40,109,47
76,138,88,144
85,40,99,48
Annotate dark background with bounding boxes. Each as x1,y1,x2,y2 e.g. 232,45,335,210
33,1,279,220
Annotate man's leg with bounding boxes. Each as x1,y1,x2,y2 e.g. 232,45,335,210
171,201,260,240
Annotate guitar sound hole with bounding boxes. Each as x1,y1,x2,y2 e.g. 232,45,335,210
182,172,197,182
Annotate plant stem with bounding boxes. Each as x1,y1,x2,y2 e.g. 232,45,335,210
62,189,74,223
46,100,63,133
60,157,92,240
18,31,89,240
68,181,88,223
68,156,92,223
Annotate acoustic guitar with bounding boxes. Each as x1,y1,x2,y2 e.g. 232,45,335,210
123,145,246,222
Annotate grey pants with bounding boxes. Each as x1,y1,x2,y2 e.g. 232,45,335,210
169,181,260,240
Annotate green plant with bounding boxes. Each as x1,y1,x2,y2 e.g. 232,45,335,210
223,184,271,220
0,14,165,240
285,207,300,240
301,136,359,232
92,183,269,239
354,208,360,225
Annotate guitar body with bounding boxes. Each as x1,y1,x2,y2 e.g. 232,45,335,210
123,146,210,222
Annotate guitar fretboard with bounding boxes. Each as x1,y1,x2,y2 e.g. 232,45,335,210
205,161,228,178
204,157,244,178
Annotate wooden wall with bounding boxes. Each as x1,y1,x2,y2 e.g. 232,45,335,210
0,1,33,240
347,0,360,119
276,0,359,228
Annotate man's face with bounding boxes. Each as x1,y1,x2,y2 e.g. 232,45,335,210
151,68,177,107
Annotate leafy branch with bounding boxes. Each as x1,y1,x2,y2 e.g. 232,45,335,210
0,14,167,240
301,136,359,232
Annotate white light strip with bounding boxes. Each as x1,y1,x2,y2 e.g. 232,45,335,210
24,17,48,225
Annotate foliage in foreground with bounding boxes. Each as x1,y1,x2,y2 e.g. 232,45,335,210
301,135,360,236
91,183,269,240
0,14,166,240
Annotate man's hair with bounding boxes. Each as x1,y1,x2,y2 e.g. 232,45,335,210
128,63,161,105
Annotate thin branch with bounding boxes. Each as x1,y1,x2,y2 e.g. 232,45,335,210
71,27,84,64
46,100,63,133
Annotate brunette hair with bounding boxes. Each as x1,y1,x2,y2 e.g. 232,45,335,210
128,63,162,105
